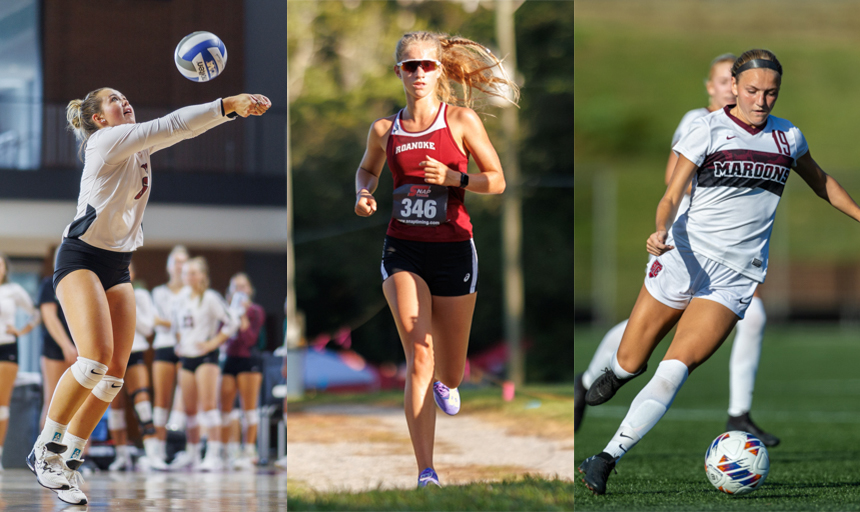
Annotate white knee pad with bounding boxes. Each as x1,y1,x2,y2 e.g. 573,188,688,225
71,357,109,389
152,406,168,428
221,411,233,426
93,376,124,403
108,408,127,430
230,409,242,421
134,400,153,423
0,406,9,421
203,409,221,428
185,413,199,429
244,409,259,426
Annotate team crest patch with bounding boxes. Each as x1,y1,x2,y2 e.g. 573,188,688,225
648,260,663,278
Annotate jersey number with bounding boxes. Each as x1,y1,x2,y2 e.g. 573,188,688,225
134,176,149,200
399,198,437,219
772,130,790,156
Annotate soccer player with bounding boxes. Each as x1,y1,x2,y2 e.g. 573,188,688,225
575,53,778,447
0,254,41,471
150,245,190,465
578,49,860,495
28,87,269,505
169,257,239,472
354,31,518,488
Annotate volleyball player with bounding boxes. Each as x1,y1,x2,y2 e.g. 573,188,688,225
108,262,166,471
37,248,77,430
354,31,518,488
219,272,265,470
0,254,41,470
27,88,269,505
169,257,239,472
575,53,779,447
150,245,190,465
579,49,860,495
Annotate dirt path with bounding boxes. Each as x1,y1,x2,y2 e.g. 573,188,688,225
288,404,575,492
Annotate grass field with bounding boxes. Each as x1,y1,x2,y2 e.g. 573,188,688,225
574,323,860,511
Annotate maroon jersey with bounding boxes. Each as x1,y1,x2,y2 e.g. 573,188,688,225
385,103,472,242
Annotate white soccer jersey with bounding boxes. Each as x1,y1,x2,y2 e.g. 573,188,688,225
0,283,36,345
671,105,808,282
151,284,189,349
671,108,711,219
132,288,155,353
63,99,234,252
175,289,239,358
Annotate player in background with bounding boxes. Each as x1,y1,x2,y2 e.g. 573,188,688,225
354,31,518,488
274,297,288,472
219,272,265,470
574,53,779,447
169,257,239,472
578,49,860,495
28,87,269,505
150,245,190,465
108,262,166,471
0,254,41,470
38,247,77,430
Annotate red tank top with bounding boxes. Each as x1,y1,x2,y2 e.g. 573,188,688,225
385,103,473,242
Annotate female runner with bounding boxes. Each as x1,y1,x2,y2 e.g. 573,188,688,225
27,87,269,505
169,257,239,471
578,49,860,495
354,31,518,487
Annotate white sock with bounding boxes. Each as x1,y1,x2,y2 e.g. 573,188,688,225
604,360,689,461
611,348,637,380
39,419,69,446
62,433,88,461
582,319,628,389
206,441,222,459
728,297,766,416
144,437,160,459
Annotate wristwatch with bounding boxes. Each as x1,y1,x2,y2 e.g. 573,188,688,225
459,173,469,188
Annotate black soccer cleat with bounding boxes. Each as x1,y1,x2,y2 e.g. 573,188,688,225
584,364,646,406
575,373,587,433
727,412,780,447
578,452,617,495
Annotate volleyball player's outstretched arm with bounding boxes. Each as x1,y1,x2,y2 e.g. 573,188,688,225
794,151,860,222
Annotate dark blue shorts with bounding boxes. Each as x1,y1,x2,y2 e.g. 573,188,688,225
127,351,147,367
53,238,133,292
0,341,17,364
222,355,262,377
153,346,180,364
180,350,220,373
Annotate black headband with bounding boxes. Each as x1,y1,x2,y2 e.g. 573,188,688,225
734,59,782,77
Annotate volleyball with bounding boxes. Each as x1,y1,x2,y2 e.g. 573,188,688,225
174,31,227,82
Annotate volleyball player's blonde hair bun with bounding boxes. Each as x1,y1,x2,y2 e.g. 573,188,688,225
66,87,109,161
66,100,84,130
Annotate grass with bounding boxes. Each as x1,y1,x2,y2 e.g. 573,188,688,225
288,475,575,511
574,323,860,511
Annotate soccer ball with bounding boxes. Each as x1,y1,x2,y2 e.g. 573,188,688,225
174,31,227,82
704,431,769,495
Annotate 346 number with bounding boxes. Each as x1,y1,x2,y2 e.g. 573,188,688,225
400,198,437,219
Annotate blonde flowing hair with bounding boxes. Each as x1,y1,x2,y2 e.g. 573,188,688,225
66,87,109,161
395,31,520,109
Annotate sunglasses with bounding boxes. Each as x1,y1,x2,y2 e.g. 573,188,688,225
396,59,441,73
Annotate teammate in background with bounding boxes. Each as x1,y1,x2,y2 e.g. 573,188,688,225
574,53,779,446
169,257,239,472
108,262,166,471
28,87,269,505
150,245,190,465
220,272,265,470
353,31,518,488
578,49,860,495
0,254,41,471
38,248,77,430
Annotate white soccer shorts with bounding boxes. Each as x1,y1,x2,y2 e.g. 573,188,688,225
643,248,759,319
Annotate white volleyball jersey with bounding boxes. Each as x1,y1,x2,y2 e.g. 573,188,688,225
0,283,36,345
671,105,808,282
175,289,239,358
151,284,189,349
64,99,234,252
671,108,711,219
132,288,155,353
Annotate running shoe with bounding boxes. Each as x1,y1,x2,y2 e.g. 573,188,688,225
574,372,586,432
433,381,461,416
418,467,441,488
727,412,781,447
584,365,646,406
108,448,132,471
55,458,87,505
168,450,198,471
578,452,616,495
27,440,70,491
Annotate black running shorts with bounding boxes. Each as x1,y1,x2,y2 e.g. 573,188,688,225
222,355,262,377
53,238,133,292
380,236,478,296
181,350,220,373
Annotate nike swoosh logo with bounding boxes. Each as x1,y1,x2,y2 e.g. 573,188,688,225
111,384,122,388
727,135,736,140
90,369,103,374
619,444,628,453
739,297,751,304
619,433,633,439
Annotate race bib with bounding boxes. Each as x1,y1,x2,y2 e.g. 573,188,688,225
392,184,448,226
